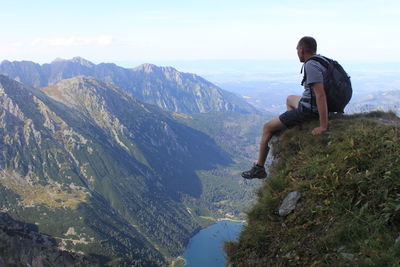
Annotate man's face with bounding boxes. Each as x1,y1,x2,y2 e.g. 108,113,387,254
297,45,305,62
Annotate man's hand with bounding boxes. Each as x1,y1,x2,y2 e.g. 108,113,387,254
312,126,327,135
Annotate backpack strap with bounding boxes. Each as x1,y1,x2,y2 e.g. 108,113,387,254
300,64,306,86
308,55,330,69
300,55,331,111
301,55,330,86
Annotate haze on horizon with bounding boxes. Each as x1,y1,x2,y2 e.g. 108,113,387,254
1,0,400,65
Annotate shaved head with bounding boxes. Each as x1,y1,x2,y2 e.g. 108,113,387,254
297,36,317,54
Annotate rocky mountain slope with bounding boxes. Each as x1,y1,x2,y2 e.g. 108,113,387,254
0,212,97,266
0,74,245,265
0,57,258,114
225,112,400,266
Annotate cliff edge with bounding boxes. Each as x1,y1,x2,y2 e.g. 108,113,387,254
225,111,400,266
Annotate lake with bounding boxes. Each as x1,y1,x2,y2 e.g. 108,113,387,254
182,220,244,267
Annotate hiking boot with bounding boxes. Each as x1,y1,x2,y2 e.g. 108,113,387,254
241,163,267,179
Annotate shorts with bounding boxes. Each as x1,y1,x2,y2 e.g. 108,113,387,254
279,105,319,128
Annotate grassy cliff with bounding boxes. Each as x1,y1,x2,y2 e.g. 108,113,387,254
225,111,400,266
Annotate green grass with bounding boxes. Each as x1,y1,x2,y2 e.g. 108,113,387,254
225,112,400,266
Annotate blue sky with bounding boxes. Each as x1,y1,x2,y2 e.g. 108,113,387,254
1,0,400,64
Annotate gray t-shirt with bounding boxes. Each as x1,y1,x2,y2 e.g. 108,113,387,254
299,55,327,113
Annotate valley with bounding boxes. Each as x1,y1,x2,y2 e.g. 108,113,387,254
0,59,267,266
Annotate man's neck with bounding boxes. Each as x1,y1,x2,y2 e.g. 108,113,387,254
303,53,317,62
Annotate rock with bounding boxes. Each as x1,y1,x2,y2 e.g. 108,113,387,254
264,142,275,176
395,236,400,244
265,133,282,176
284,251,292,258
337,246,345,252
278,191,301,216
340,253,354,261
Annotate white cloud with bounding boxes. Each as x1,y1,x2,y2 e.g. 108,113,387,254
0,36,115,63
31,35,114,47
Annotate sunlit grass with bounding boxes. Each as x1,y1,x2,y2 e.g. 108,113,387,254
225,112,400,266
0,169,88,209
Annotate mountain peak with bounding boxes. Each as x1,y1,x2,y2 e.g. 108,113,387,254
42,76,110,96
41,75,131,110
133,63,159,73
65,75,97,84
51,57,95,67
133,63,178,74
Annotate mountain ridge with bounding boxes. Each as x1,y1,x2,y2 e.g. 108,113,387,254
0,57,258,114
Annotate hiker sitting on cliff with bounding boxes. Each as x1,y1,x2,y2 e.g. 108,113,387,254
242,36,352,179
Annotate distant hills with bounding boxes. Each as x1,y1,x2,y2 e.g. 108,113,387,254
0,57,258,114
347,89,400,114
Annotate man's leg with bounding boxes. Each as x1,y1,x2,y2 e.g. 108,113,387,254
286,95,302,110
258,95,300,166
257,117,286,166
242,117,286,179
242,95,301,179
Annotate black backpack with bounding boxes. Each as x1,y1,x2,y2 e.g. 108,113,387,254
301,56,352,113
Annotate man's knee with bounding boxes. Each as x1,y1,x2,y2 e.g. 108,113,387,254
263,118,284,134
286,95,295,103
287,95,301,108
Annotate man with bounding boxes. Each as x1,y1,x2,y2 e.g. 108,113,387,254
242,36,328,179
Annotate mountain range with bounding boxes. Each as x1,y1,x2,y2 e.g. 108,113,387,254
0,57,258,114
0,61,266,265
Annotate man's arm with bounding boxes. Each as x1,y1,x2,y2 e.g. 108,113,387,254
312,82,328,135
